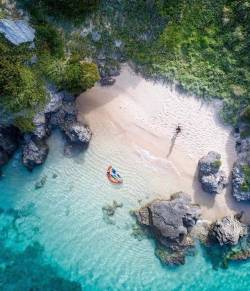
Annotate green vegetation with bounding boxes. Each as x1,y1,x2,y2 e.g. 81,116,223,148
41,55,100,95
14,116,35,133
212,160,222,169
126,0,250,124
80,0,249,125
21,0,99,21
0,36,46,114
241,164,250,192
0,0,100,132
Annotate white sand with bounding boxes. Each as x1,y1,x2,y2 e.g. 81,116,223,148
77,65,250,222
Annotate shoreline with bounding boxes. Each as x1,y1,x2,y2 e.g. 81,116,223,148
77,64,250,222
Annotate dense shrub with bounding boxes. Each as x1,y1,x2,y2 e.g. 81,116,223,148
35,23,64,58
41,55,100,95
0,37,46,113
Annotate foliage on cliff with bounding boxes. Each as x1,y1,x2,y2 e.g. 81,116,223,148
21,0,99,21
0,36,46,114
41,55,100,95
83,0,249,124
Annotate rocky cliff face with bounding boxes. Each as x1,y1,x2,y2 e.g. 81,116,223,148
21,86,92,171
232,123,250,201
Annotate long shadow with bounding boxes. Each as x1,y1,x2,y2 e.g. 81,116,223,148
166,133,178,157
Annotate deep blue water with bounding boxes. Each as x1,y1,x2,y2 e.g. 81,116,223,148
1,131,250,291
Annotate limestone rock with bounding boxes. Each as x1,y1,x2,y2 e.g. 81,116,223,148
198,151,227,194
0,19,35,45
136,192,201,252
209,216,247,246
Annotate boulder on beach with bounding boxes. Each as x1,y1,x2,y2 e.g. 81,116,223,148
208,216,247,246
198,151,227,194
135,192,201,265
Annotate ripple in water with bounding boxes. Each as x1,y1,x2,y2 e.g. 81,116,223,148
0,131,250,290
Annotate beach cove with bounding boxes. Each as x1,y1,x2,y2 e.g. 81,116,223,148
1,65,250,290
77,64,250,222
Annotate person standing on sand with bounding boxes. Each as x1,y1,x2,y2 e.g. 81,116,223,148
176,124,182,135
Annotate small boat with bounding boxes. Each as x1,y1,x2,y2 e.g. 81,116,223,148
106,166,123,184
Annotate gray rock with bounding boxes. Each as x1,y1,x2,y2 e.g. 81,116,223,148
0,19,35,45
45,91,63,114
232,161,250,201
33,112,50,140
22,136,49,171
200,171,227,194
100,77,116,86
63,122,92,145
209,216,247,246
136,192,201,250
199,151,222,176
198,151,227,194
91,31,101,42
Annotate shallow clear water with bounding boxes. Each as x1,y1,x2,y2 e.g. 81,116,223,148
1,131,250,291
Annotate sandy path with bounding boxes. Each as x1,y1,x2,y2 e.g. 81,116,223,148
77,65,250,222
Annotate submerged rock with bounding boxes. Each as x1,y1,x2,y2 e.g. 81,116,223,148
0,19,35,45
198,151,227,194
135,192,201,265
102,200,123,224
35,175,47,189
208,216,247,246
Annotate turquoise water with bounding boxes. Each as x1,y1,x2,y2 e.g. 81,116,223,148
1,131,250,291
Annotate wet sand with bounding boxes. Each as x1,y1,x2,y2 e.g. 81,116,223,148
77,65,250,222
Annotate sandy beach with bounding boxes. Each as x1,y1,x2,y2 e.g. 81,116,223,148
77,65,250,222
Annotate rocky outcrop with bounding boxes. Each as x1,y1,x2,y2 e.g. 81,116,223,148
135,192,201,265
0,125,20,173
63,122,92,145
208,216,247,246
22,135,49,171
198,151,227,194
232,122,250,201
20,86,92,170
232,162,250,201
0,19,35,45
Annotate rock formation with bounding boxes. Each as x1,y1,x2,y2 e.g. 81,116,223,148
208,216,247,246
135,192,201,265
232,122,250,201
198,151,227,194
0,19,35,45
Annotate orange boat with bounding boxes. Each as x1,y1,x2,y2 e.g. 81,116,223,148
107,166,123,184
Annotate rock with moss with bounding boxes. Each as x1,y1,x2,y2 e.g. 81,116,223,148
208,216,247,246
198,151,227,194
135,192,201,265
232,162,250,201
